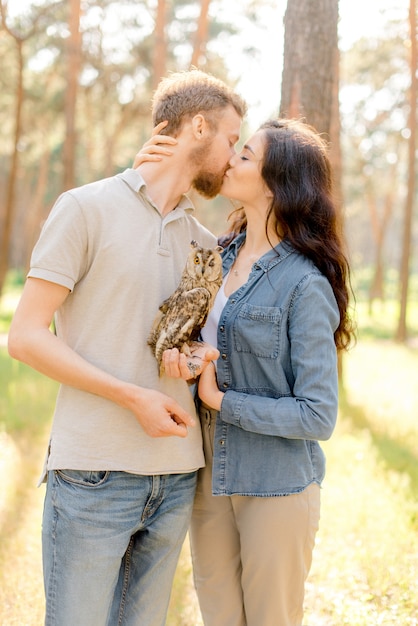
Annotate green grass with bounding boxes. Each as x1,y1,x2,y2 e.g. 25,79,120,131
0,353,58,435
304,342,418,625
353,300,418,341
0,291,19,333
0,270,25,333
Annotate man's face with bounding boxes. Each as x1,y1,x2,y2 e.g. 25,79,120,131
190,106,242,198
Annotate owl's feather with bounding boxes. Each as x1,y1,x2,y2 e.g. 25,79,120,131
148,240,223,375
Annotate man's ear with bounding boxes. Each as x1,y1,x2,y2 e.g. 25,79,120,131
191,113,208,139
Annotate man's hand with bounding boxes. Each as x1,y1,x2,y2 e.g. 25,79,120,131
162,342,220,380
125,385,195,438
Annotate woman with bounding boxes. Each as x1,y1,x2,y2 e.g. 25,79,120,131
137,119,355,626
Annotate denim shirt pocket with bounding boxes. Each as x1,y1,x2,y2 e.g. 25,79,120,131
233,304,282,358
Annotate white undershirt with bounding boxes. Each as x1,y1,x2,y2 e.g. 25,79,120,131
201,274,229,348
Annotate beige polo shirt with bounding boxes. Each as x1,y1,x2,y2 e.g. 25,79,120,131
29,169,217,477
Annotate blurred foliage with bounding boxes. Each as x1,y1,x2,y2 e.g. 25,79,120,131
0,0,416,323
0,349,58,434
339,10,414,277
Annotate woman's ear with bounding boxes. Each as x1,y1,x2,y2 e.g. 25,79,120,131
264,185,274,199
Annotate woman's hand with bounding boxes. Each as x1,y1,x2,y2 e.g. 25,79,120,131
198,361,224,411
133,121,177,168
162,342,220,381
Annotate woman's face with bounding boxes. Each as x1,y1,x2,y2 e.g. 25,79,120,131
220,130,270,204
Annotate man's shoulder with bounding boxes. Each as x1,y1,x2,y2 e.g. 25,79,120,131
60,171,141,215
66,173,122,199
185,215,217,247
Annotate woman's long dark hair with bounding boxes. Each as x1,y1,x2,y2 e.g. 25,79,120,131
223,118,355,351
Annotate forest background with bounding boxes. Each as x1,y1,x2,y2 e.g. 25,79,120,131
0,0,416,331
0,0,417,624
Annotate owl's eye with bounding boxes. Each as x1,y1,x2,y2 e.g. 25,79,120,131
194,257,200,265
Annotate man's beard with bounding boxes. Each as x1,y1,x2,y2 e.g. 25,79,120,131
192,171,225,198
189,142,227,199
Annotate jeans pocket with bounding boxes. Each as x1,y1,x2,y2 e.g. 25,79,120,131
56,468,110,487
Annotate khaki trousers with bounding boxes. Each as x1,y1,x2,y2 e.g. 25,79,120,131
190,405,321,626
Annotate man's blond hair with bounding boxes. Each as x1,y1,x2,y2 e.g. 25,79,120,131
152,69,247,136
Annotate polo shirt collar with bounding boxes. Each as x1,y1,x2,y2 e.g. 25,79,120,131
118,168,195,213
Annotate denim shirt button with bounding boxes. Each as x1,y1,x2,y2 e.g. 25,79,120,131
221,353,227,360
219,326,225,332
219,439,225,446
222,382,228,388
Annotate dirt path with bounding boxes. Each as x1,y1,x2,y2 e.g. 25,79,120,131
0,432,46,625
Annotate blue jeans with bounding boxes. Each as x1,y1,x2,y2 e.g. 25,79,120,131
42,469,197,626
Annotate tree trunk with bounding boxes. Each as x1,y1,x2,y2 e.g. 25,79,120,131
328,43,345,382
396,0,417,343
280,0,338,135
24,147,51,270
367,165,395,312
0,38,24,296
63,0,82,191
191,0,211,68
280,0,345,379
152,0,167,91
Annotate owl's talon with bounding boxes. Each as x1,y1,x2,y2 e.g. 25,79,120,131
186,360,201,377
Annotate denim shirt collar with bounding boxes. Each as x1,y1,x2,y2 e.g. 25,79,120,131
221,232,295,276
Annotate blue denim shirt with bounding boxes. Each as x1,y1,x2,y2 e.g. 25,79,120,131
211,233,340,496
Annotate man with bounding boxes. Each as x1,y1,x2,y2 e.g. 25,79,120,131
8,69,246,626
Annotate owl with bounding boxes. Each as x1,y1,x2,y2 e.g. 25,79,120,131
148,240,223,375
